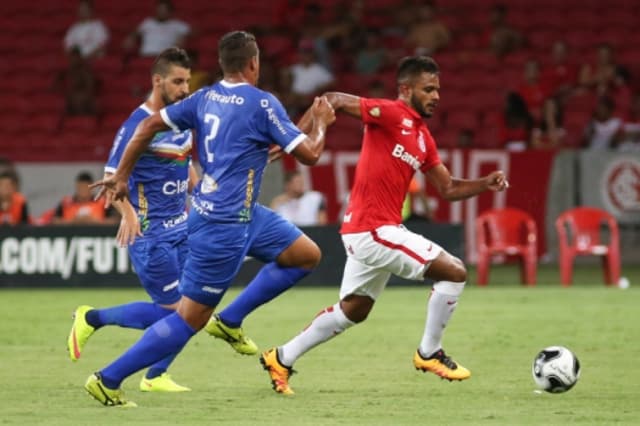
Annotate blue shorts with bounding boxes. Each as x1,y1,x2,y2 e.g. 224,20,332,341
128,222,188,305
180,204,302,307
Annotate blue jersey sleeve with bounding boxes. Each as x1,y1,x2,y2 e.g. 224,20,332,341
258,93,305,153
160,89,203,131
105,123,135,173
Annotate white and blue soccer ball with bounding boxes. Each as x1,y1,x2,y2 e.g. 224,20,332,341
532,346,581,393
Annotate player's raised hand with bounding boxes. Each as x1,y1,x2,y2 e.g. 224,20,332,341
90,175,129,203
312,96,336,127
116,208,143,247
485,170,509,192
268,145,284,163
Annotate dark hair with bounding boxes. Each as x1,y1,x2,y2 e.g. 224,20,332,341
0,171,18,184
284,170,301,183
218,31,259,74
151,47,191,76
396,56,439,85
504,92,533,128
75,171,94,183
157,0,174,10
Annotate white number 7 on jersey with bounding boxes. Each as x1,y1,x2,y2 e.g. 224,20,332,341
204,113,220,163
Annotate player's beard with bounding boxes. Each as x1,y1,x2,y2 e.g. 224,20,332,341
410,93,432,118
160,85,186,106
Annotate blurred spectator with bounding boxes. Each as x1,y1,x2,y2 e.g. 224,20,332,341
295,3,333,71
402,178,434,223
273,0,309,31
0,171,30,226
124,0,191,57
381,0,415,40
498,92,533,151
321,1,368,71
64,0,109,59
608,66,633,115
613,94,640,153
578,43,617,91
405,2,450,55
270,170,328,226
186,50,213,93
484,4,523,58
517,59,551,122
541,40,578,99
456,129,475,148
53,47,98,115
366,79,387,98
282,39,335,113
49,172,118,225
583,97,622,150
258,58,287,99
0,158,17,180
531,98,566,150
355,30,389,75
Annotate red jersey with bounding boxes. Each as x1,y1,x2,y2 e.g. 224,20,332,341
340,98,441,234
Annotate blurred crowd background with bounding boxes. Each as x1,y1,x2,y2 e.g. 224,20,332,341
1,0,639,226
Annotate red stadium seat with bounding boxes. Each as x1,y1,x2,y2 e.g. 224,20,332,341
476,208,538,285
446,109,480,130
61,116,99,135
29,114,62,134
555,207,621,286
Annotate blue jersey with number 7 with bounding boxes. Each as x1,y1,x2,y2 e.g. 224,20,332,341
160,80,305,223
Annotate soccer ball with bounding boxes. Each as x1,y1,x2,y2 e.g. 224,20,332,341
532,346,581,393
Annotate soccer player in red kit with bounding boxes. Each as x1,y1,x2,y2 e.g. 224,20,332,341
260,56,509,395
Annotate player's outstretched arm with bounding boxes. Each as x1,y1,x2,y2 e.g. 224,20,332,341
324,92,362,119
291,96,336,166
92,113,170,201
426,164,509,201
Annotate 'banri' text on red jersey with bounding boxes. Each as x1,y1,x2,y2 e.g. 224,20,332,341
340,98,441,234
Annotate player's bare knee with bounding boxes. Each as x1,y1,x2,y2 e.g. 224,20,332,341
450,258,467,282
340,295,373,323
278,235,321,269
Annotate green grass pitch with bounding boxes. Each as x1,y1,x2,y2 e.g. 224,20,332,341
0,265,638,425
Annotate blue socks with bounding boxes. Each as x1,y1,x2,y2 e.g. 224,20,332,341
145,353,178,379
85,302,174,330
219,263,310,328
100,313,195,389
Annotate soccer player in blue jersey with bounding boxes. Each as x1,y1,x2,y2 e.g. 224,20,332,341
84,30,335,407
67,47,197,393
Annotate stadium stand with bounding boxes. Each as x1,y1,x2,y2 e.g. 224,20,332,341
1,0,639,161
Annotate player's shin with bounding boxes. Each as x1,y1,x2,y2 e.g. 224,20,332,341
279,302,355,366
85,302,174,330
218,262,311,327
419,281,465,357
99,312,195,389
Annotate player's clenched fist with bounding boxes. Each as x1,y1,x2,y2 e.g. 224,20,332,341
485,170,509,192
311,96,336,127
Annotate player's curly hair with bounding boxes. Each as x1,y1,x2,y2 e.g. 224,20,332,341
151,47,191,77
396,56,439,85
218,31,258,73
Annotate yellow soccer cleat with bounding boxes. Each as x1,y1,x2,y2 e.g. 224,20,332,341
67,305,96,362
85,373,137,407
204,314,258,355
139,373,191,392
260,348,295,395
413,349,471,381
